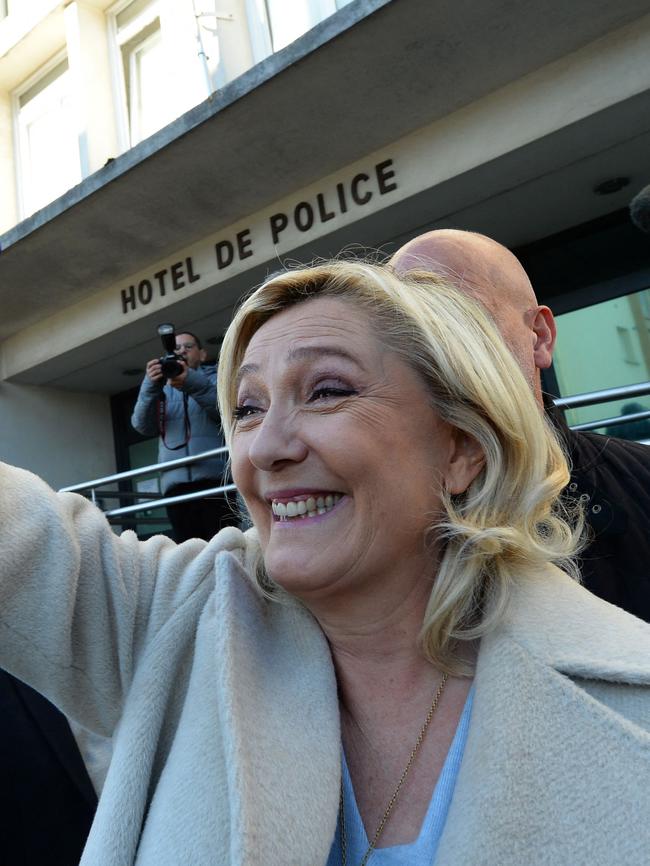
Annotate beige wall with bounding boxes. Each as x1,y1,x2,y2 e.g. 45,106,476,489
64,1,118,173
216,0,256,83
0,382,115,488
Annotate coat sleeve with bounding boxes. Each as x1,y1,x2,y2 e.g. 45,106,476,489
182,367,220,420
131,376,164,436
0,462,245,737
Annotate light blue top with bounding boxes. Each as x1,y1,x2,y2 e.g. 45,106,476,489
327,687,474,866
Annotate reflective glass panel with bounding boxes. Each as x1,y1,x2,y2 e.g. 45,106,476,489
553,286,650,440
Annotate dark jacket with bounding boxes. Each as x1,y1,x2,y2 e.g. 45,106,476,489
548,400,650,623
131,364,226,493
0,670,96,865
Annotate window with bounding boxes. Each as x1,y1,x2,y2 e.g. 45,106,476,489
247,0,355,59
617,326,640,365
0,1,8,22
14,57,82,217
109,0,176,147
640,290,650,320
553,287,650,435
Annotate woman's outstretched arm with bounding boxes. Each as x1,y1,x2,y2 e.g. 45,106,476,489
0,461,229,736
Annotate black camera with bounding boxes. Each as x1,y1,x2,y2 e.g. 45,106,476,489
157,323,184,378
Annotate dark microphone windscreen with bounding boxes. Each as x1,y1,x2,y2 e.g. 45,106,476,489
630,184,650,235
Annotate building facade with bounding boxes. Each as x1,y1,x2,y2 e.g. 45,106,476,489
0,0,649,502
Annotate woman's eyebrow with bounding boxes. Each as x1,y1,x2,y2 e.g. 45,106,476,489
236,345,364,388
236,362,259,389
285,344,364,367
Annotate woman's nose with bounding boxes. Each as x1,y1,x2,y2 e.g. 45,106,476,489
247,407,308,471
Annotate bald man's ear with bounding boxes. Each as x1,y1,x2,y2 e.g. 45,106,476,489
531,306,556,370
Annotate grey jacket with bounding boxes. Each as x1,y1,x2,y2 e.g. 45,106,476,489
130,364,226,492
2,462,650,866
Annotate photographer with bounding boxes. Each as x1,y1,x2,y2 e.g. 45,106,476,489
131,330,234,542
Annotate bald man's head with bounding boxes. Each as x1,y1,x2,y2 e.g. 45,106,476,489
391,229,556,403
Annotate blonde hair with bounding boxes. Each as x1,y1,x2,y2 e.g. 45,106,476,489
218,261,581,673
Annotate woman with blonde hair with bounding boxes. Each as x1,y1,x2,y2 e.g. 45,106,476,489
0,260,649,866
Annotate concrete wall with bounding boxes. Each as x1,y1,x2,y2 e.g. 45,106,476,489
0,381,115,488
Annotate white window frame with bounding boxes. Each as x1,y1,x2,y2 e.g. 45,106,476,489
245,0,347,61
107,0,164,150
127,26,165,145
12,51,81,219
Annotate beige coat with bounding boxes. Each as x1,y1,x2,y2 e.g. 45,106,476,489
0,461,649,865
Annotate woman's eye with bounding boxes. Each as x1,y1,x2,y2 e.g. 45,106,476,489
233,404,262,421
308,386,356,402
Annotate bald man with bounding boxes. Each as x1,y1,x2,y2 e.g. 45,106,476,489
392,229,650,622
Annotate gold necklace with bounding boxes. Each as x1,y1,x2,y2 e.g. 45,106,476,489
339,672,449,866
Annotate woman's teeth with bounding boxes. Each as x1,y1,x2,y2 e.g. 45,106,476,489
272,494,342,520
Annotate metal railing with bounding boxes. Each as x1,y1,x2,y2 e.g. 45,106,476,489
553,380,650,410
60,446,235,526
555,380,650,443
60,381,650,524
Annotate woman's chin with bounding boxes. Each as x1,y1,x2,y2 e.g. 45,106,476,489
264,552,340,600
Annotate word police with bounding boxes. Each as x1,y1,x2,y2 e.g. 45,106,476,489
215,158,397,269
121,159,397,314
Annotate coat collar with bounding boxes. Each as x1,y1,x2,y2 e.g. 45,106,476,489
436,567,650,866
213,540,341,866
499,563,650,684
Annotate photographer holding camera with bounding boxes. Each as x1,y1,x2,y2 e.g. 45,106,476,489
131,327,235,542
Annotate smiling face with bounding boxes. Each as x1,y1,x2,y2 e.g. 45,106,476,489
230,296,482,611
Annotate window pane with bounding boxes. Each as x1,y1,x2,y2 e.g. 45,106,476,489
265,0,320,51
553,287,650,440
19,59,69,108
132,30,170,139
121,20,174,144
17,65,81,215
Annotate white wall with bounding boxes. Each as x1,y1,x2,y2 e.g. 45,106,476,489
64,1,118,175
0,381,115,488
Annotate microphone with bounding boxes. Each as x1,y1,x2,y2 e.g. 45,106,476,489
629,184,650,235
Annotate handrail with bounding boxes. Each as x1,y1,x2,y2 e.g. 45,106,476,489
59,380,650,524
59,445,232,525
553,381,650,410
104,482,237,518
570,408,650,432
59,446,229,493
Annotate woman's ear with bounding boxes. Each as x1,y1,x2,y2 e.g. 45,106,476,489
445,428,485,495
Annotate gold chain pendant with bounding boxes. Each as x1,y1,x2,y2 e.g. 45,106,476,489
339,672,449,866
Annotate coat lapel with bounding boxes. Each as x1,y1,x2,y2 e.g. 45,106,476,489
436,568,650,866
213,548,341,866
